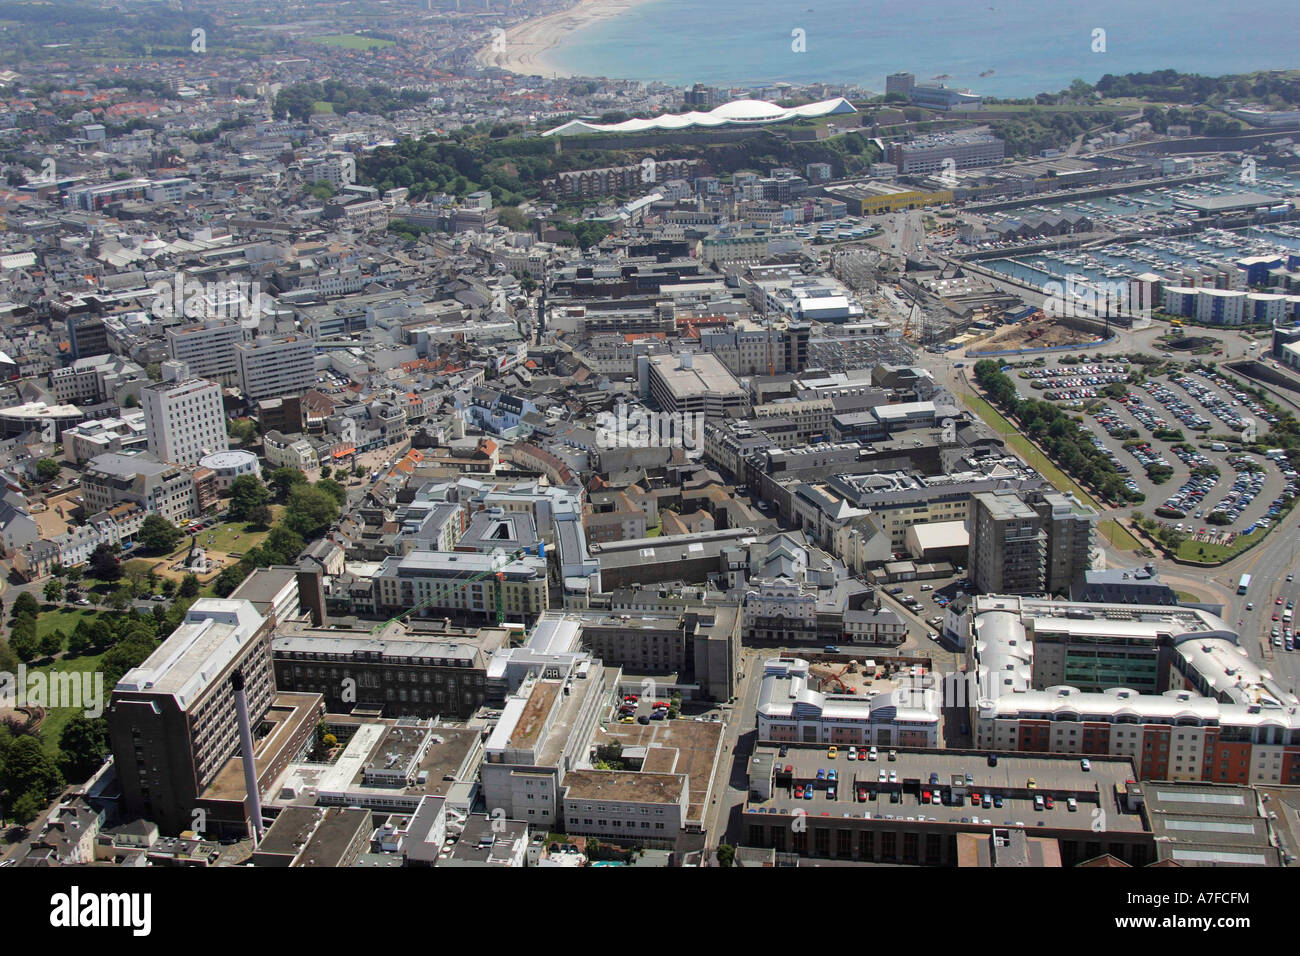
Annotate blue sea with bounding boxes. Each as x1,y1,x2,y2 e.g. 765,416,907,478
546,0,1300,97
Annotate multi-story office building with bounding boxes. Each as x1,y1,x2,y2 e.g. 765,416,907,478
107,599,275,835
81,452,200,525
166,320,247,386
888,133,1004,174
964,595,1300,786
372,550,550,621
142,376,228,467
272,621,517,719
561,770,688,850
645,352,750,418
235,336,316,401
61,411,148,464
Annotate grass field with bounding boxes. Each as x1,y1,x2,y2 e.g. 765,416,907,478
1097,519,1142,552
196,507,283,556
19,607,110,757
34,607,104,642
959,391,1104,511
1175,590,1201,603
308,34,396,50
29,649,108,757
124,507,284,571
1177,528,1266,564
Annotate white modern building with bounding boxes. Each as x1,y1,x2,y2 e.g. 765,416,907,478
236,336,316,401
198,449,261,491
756,658,941,748
166,320,247,387
142,377,228,466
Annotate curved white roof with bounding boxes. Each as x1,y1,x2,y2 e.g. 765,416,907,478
544,97,857,137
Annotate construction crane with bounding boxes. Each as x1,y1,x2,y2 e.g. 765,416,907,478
368,546,538,632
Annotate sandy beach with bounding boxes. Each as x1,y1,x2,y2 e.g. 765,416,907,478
475,0,657,77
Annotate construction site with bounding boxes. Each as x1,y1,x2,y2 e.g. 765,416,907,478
805,657,931,698
971,312,1106,351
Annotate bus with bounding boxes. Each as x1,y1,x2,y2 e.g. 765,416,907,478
1238,574,1252,595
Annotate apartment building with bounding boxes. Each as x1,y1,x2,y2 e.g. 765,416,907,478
142,376,228,467
50,354,146,405
968,490,1047,595
235,336,316,402
756,658,940,747
968,489,1096,596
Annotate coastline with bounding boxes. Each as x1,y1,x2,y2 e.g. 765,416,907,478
474,0,657,78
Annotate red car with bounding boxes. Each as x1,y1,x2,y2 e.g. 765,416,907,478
1044,796,1055,810
1277,597,1285,605
856,750,867,760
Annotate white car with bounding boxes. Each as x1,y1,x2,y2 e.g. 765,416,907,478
868,747,878,761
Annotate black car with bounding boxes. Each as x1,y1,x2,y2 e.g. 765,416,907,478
778,745,788,758
637,715,650,725
987,754,998,767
